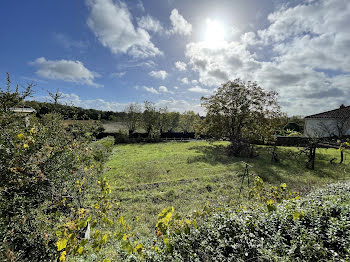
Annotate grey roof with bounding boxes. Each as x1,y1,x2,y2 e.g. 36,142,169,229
305,105,350,119
10,107,36,113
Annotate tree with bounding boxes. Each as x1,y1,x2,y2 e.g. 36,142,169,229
158,107,171,134
124,103,142,135
0,73,33,112
179,111,200,133
201,79,281,157
142,101,159,138
167,112,180,132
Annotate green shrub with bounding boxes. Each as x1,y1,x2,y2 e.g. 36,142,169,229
146,182,350,261
0,77,115,261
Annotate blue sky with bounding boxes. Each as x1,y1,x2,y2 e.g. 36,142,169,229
1,0,349,115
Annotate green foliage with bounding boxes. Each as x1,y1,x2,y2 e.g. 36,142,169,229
179,111,200,133
0,76,115,261
143,182,350,261
55,175,116,261
249,176,299,211
200,79,281,155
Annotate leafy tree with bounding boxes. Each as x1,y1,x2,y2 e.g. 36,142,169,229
179,111,200,133
201,79,281,156
167,112,180,133
124,103,142,135
142,101,160,138
158,107,171,134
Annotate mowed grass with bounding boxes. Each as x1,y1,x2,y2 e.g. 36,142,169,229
104,141,350,236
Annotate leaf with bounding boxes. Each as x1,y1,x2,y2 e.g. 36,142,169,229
293,211,304,221
266,199,277,212
59,251,66,262
77,246,84,254
101,234,108,245
57,238,67,251
17,133,25,139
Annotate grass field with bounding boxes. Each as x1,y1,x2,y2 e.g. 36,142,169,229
104,141,350,236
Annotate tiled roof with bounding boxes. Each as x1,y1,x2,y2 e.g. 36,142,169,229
305,105,350,119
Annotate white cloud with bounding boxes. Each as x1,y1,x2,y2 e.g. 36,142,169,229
159,85,168,92
136,0,145,12
181,77,189,84
30,57,102,87
138,15,163,34
159,85,174,94
174,86,179,89
86,0,162,58
184,0,350,115
257,0,350,73
117,60,156,70
149,70,168,79
191,79,198,85
188,86,211,94
156,98,203,114
143,86,159,94
110,71,126,78
53,33,87,49
167,9,192,36
175,61,187,71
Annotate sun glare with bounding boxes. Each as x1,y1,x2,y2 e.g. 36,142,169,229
204,19,226,47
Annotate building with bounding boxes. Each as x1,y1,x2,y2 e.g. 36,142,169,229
10,107,36,127
304,105,350,137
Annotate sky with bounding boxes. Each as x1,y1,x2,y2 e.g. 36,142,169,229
0,0,349,116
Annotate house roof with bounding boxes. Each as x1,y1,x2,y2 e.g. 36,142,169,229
305,105,350,119
10,107,36,113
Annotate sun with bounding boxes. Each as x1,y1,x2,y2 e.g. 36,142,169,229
204,19,226,47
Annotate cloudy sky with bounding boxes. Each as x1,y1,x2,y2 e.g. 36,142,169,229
1,0,349,115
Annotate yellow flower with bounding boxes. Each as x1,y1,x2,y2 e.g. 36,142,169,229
17,133,25,139
23,144,29,149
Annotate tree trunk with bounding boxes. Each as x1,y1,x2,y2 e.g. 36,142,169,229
340,150,344,164
306,144,316,170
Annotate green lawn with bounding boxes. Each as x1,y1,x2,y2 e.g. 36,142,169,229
104,141,350,236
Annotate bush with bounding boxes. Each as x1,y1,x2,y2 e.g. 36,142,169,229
0,77,115,261
143,182,350,261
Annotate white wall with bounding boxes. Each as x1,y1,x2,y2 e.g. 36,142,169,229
304,118,350,137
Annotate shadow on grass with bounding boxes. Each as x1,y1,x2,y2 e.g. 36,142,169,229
187,144,347,186
187,144,241,165
187,144,287,183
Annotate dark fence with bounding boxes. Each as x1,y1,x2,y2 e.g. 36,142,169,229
96,131,199,144
275,136,310,147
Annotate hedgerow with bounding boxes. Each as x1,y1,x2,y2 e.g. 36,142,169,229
0,76,116,261
141,182,350,261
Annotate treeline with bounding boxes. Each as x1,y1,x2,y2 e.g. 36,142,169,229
123,101,201,137
23,100,125,120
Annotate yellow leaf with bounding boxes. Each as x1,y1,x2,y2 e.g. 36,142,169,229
59,251,66,262
101,234,108,245
77,246,84,254
57,238,67,251
17,133,25,139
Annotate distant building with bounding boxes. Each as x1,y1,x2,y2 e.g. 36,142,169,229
304,105,350,137
10,107,36,127
10,107,36,114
